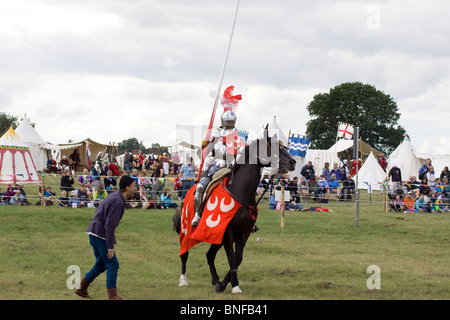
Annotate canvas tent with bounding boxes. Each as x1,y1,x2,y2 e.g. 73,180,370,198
357,151,387,191
0,127,41,184
328,138,383,158
388,136,428,180
57,139,115,171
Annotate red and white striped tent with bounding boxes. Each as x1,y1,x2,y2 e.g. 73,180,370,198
0,127,41,184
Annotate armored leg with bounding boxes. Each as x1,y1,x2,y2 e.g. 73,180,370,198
192,176,211,227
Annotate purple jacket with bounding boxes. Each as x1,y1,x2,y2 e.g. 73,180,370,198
86,191,126,249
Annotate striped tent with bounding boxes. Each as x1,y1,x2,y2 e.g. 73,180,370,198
0,127,41,184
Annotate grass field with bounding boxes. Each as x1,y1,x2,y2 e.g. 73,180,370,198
0,183,449,300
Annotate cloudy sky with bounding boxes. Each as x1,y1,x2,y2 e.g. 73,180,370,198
1,0,449,154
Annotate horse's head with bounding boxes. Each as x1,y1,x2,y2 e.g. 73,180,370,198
243,125,296,173
277,140,296,173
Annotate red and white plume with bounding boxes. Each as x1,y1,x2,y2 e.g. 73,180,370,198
220,86,242,112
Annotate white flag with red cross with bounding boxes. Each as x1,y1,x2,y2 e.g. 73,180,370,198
337,123,354,140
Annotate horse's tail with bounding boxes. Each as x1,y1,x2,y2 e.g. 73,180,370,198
172,205,182,234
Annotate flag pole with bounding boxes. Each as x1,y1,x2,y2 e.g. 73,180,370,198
197,0,241,180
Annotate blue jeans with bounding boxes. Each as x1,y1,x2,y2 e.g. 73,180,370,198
85,235,120,288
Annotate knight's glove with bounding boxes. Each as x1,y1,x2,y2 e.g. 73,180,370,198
201,140,210,148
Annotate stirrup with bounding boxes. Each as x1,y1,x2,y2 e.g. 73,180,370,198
191,215,201,228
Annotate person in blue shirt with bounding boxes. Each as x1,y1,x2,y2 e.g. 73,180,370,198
415,194,430,212
68,190,81,208
178,157,198,199
160,189,179,209
328,173,341,199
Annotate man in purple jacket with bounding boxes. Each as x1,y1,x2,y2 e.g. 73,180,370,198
75,175,136,300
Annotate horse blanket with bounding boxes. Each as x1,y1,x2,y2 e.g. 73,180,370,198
179,178,242,256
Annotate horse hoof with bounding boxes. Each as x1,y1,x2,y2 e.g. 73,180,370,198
231,286,242,295
214,282,224,293
179,274,188,287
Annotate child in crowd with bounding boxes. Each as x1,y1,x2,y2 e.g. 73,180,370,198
393,194,405,212
58,190,69,207
43,186,56,206
138,169,152,202
93,185,108,208
68,190,81,208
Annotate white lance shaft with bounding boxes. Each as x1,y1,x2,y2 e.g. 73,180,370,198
197,0,241,179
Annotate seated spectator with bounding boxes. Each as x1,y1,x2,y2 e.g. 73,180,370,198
415,194,430,213
434,178,444,195
160,189,179,209
10,185,29,205
440,166,450,182
330,163,343,181
78,168,94,190
405,176,420,197
341,174,355,200
46,156,58,173
313,174,329,202
68,190,81,208
3,185,15,204
301,161,315,181
60,155,70,174
60,168,75,193
432,195,447,212
426,166,436,191
322,162,331,181
287,176,300,203
93,185,108,208
138,169,153,202
58,190,69,207
393,194,405,212
403,192,415,212
77,184,91,207
104,170,117,193
443,177,450,201
43,186,56,206
328,173,341,199
418,177,430,195
298,176,309,204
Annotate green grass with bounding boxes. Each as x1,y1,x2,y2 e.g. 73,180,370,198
0,189,449,300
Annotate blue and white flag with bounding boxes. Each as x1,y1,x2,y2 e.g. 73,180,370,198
237,129,249,143
288,134,310,157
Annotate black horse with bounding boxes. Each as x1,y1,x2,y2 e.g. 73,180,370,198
173,126,296,294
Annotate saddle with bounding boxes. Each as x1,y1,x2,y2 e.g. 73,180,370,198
202,168,231,203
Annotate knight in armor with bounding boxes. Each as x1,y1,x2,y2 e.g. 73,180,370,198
191,86,245,227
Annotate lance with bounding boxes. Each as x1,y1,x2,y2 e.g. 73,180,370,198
197,0,241,180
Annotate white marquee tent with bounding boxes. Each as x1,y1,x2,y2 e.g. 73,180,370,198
14,117,61,172
387,136,428,180
357,151,387,191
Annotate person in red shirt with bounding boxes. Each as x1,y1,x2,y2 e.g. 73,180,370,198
106,161,121,178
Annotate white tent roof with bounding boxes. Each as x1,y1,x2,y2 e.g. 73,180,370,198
357,152,387,191
0,127,41,184
388,137,426,180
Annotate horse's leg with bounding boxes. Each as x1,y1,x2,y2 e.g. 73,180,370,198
206,244,222,287
228,237,246,295
179,251,189,287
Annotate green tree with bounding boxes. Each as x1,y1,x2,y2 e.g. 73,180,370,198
117,138,147,154
305,82,406,155
0,113,19,135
